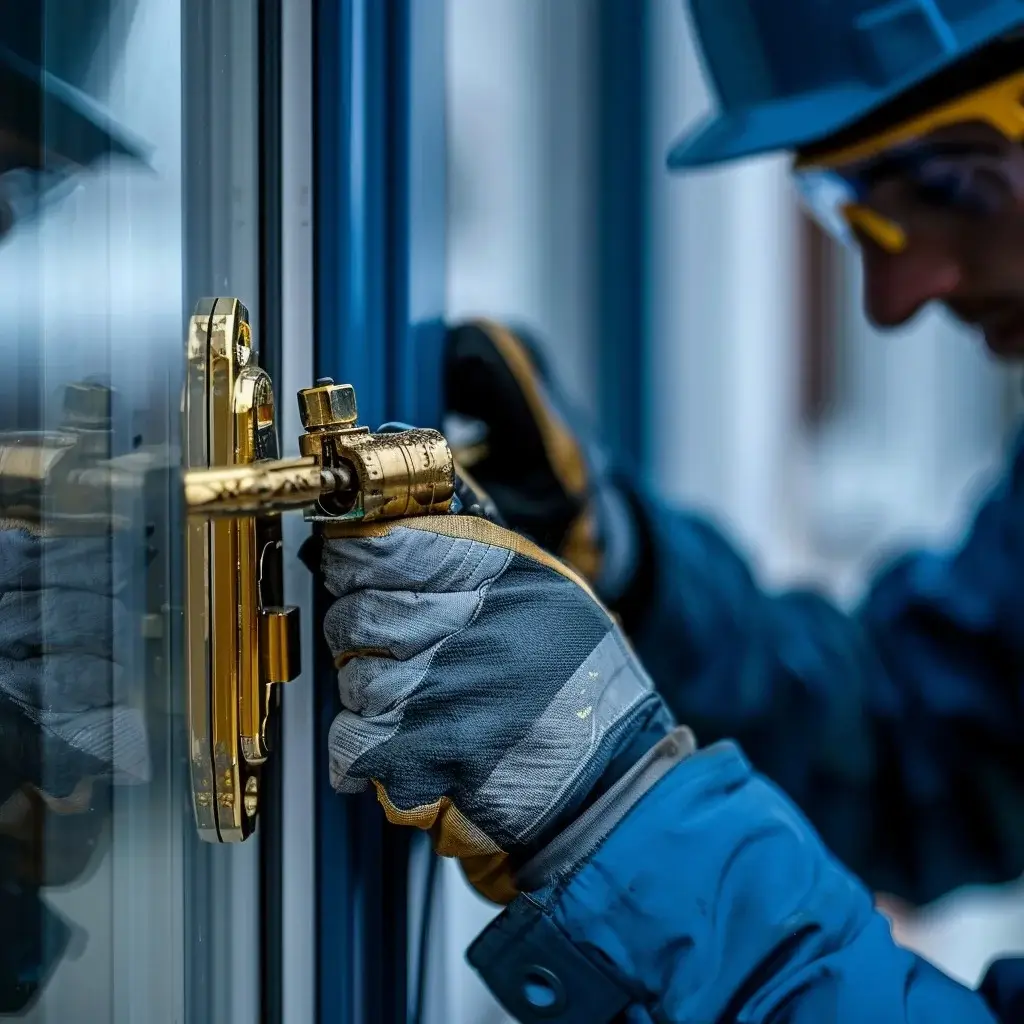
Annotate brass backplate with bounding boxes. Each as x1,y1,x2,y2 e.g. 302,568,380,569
184,297,299,843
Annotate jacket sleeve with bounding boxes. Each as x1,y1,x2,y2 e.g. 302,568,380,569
468,742,1003,1024
611,439,1024,906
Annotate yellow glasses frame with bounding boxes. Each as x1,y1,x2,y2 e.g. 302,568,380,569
793,69,1024,253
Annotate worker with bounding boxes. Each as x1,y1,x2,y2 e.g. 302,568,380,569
0,1,146,1012
318,2,1024,1021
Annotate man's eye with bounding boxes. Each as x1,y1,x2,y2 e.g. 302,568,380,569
910,164,1010,216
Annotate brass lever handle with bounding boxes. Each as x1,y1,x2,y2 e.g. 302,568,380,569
182,458,353,518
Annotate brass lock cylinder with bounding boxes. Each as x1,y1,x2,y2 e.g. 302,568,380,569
297,378,455,522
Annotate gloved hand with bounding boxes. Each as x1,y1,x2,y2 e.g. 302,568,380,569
444,319,639,604
318,486,692,905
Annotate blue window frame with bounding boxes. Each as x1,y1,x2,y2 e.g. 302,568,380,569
313,2,446,1022
596,0,651,470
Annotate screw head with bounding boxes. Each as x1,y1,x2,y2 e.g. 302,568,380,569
298,381,358,429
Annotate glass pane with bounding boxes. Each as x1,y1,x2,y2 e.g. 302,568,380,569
0,2,263,1020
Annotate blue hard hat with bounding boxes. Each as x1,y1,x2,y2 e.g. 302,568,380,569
668,0,1024,170
0,0,147,170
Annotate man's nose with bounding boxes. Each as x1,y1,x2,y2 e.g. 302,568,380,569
860,241,962,328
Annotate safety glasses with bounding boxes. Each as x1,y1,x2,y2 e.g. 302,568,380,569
792,69,1024,253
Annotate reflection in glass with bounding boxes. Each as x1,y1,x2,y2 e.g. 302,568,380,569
0,1,263,1020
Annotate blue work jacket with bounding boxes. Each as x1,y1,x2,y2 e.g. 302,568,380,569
470,430,1024,1021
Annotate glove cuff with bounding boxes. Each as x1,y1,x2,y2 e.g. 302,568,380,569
513,725,696,893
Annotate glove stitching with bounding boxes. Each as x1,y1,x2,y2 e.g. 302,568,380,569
324,531,490,596
511,657,651,847
324,537,513,668
446,534,491,590
607,626,654,694
417,547,515,677
386,552,515,797
333,547,515,796
426,532,465,589
329,705,404,788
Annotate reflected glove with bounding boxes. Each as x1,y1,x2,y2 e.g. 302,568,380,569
444,319,639,603
319,491,690,905
0,524,151,793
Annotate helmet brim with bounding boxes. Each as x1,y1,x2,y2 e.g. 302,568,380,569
666,89,875,170
667,8,1024,171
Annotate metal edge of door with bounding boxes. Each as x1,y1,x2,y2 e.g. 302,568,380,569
279,0,318,1020
260,0,295,1021
388,0,447,433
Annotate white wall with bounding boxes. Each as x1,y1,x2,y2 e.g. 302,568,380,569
645,0,804,586
445,0,599,415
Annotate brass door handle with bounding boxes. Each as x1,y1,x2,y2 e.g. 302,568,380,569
183,298,456,842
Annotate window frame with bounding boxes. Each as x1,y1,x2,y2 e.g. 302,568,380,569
312,3,447,1022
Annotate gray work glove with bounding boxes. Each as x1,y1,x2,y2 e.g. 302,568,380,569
318,498,691,905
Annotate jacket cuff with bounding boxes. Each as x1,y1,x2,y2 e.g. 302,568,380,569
466,728,695,1022
466,896,633,1024
516,725,696,892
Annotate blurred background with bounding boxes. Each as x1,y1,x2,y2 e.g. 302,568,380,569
437,0,1024,1020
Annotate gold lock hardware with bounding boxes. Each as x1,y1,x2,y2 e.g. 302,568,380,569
296,378,455,522
183,298,456,842
184,297,297,843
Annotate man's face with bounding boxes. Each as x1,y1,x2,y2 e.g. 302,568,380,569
843,121,1024,358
